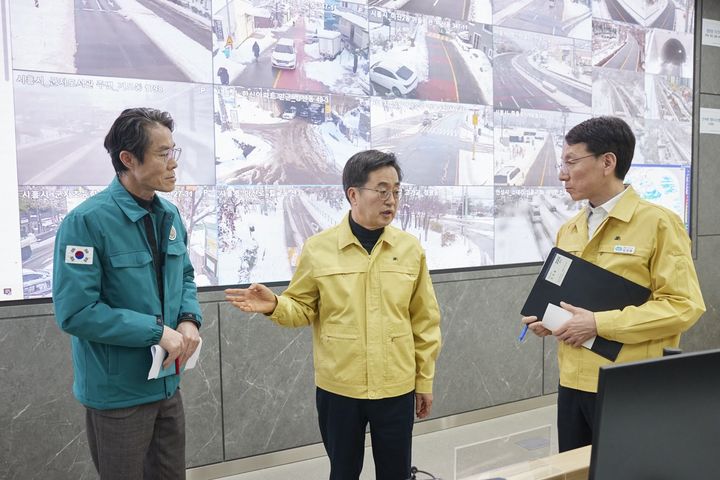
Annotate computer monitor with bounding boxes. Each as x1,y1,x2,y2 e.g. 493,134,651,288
589,348,720,479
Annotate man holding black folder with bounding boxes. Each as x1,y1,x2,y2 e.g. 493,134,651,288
521,116,705,452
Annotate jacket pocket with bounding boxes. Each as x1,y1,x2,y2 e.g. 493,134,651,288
313,266,366,322
317,329,364,384
384,331,415,383
109,251,153,268
596,244,652,286
165,241,187,299
379,264,418,314
106,251,155,306
108,345,142,377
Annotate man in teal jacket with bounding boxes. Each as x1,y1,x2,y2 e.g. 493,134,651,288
53,108,202,480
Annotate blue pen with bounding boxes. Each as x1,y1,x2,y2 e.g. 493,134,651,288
518,324,529,342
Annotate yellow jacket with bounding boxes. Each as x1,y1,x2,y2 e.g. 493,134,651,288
271,214,442,399
555,186,705,393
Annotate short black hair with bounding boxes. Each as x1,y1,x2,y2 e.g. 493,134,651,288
564,116,635,180
342,150,403,202
104,108,174,174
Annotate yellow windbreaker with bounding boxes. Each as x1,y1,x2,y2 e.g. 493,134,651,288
271,214,442,399
556,186,705,392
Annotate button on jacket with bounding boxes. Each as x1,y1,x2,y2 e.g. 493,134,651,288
271,214,442,399
556,186,705,393
53,177,202,409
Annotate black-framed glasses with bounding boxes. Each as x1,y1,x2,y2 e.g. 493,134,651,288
160,147,182,163
557,153,597,174
357,187,402,201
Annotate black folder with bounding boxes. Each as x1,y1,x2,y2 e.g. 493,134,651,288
521,247,651,361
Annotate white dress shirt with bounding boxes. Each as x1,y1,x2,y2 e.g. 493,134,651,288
588,187,628,239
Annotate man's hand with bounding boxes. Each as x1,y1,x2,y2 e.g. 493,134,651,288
522,315,552,337
159,326,185,369
554,301,598,347
225,284,277,314
176,321,201,367
415,393,433,419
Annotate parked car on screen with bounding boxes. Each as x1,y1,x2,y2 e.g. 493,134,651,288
271,38,297,69
369,59,418,97
494,165,524,186
308,103,324,118
23,268,52,297
530,206,542,223
282,106,297,120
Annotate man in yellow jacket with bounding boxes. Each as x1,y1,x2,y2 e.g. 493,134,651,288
226,150,441,480
522,116,705,452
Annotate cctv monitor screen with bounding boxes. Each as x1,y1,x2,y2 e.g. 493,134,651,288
0,0,696,301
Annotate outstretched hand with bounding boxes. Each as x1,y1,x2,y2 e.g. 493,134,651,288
225,283,277,314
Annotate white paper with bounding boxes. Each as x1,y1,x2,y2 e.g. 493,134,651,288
541,303,595,349
702,18,720,47
544,253,572,287
147,337,203,380
699,108,720,135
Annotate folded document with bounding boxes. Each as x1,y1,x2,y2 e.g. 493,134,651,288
542,303,595,350
147,337,202,380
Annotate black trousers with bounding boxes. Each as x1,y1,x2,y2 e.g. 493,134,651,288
557,385,597,452
85,390,185,480
316,387,415,480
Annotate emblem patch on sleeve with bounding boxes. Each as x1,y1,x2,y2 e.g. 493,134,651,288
66,246,94,265
169,226,177,241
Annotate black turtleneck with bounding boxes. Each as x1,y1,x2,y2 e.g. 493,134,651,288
349,213,383,255
129,191,154,212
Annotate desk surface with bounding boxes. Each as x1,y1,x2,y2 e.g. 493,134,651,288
473,445,591,480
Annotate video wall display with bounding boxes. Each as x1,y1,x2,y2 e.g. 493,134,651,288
0,0,696,301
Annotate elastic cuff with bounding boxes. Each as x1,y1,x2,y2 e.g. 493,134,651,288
151,323,165,344
178,312,201,330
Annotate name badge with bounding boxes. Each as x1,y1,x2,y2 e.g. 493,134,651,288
613,245,635,254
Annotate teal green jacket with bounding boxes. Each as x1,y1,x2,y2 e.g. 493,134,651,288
52,177,202,409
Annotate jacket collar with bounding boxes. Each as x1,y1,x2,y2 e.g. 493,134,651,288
566,185,639,233
338,212,397,250
605,185,639,223
109,176,169,223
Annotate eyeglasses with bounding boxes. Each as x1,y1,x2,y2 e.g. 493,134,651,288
160,147,182,163
357,187,402,201
557,153,597,174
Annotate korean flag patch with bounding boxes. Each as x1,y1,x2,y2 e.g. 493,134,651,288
66,245,94,265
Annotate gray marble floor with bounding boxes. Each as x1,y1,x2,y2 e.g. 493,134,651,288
216,405,558,480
